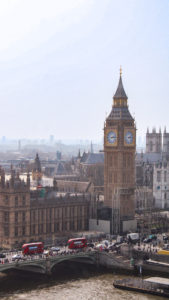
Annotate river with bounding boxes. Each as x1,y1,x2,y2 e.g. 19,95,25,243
0,269,165,300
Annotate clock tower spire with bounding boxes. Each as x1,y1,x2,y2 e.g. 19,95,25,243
104,70,136,233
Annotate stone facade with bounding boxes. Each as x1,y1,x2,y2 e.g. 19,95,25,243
163,128,169,154
136,127,169,210
153,162,169,209
0,170,91,248
146,128,162,153
0,169,31,248
29,191,90,246
135,186,154,212
104,72,136,232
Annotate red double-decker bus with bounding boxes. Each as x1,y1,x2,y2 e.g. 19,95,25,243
67,238,87,249
22,242,44,255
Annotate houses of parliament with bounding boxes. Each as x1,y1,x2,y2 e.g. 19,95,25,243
0,70,137,248
0,167,91,248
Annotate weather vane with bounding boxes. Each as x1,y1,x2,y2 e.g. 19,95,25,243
120,66,122,76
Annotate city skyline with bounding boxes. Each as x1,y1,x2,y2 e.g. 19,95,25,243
0,0,168,141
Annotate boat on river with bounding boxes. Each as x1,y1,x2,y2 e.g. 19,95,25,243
113,277,169,298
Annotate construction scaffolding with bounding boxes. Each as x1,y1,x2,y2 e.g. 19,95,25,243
112,188,120,234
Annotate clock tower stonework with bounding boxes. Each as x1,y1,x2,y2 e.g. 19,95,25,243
104,71,136,233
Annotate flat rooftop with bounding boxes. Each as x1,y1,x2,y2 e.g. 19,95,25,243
145,277,169,286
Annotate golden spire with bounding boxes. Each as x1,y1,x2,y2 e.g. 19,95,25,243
120,66,122,76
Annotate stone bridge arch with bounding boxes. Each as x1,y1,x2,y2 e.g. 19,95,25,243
50,254,96,273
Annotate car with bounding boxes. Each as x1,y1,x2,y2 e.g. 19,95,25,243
163,235,169,241
143,238,152,243
51,247,60,252
44,250,50,256
87,243,95,248
0,253,6,258
12,254,22,261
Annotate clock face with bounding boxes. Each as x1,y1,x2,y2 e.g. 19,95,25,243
107,131,117,144
125,131,133,144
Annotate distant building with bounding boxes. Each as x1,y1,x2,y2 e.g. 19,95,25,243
50,135,54,144
79,152,104,188
153,161,169,209
136,127,169,209
146,128,162,153
56,151,62,161
18,140,21,151
32,153,43,184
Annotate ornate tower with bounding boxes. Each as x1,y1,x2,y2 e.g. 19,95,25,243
104,69,136,232
163,127,169,154
32,153,43,185
146,127,162,153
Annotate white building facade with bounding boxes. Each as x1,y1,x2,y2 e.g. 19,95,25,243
153,162,169,209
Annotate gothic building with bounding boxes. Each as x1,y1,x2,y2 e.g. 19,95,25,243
145,127,169,155
163,127,169,154
0,169,91,248
136,127,169,210
146,128,162,153
104,70,136,232
0,168,31,248
32,153,43,184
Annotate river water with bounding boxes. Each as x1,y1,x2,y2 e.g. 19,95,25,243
0,271,165,300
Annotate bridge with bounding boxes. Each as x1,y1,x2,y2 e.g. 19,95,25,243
0,252,97,275
0,251,133,275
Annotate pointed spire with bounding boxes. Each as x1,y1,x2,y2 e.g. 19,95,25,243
34,153,41,172
53,177,58,191
90,141,93,153
113,68,128,99
1,168,5,188
120,65,122,76
78,149,81,158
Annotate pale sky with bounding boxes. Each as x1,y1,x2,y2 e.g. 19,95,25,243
0,0,168,142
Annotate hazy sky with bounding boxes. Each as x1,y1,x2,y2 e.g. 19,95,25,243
0,0,168,142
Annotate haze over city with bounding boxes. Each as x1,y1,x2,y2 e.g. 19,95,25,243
0,1,169,300
0,0,168,143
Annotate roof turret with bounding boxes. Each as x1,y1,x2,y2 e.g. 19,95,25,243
107,68,133,121
113,68,128,99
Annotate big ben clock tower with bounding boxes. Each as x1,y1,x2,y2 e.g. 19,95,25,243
104,69,136,233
